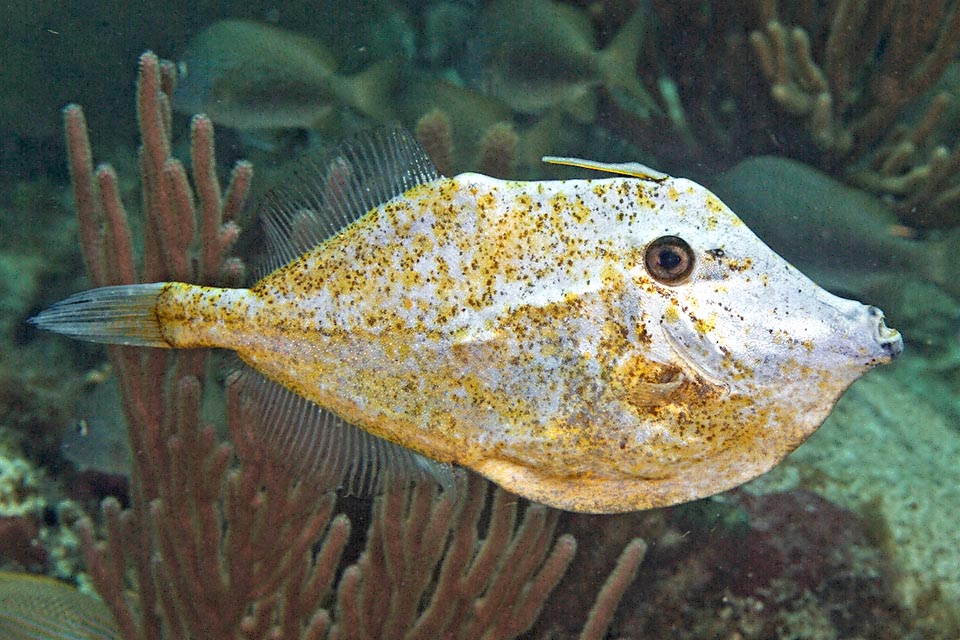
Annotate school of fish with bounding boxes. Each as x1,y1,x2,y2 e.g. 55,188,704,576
30,126,902,513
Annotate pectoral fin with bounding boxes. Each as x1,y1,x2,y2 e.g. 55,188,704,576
609,352,685,412
621,375,684,406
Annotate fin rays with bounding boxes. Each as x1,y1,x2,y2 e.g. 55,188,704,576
27,283,168,347
255,124,440,277
233,367,457,497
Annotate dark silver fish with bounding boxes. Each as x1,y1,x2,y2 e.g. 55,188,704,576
709,156,959,303
60,378,130,476
173,19,397,130
472,0,657,121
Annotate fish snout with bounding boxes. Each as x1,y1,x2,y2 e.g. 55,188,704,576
867,305,903,360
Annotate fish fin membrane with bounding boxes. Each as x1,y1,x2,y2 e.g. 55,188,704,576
253,124,440,278
233,367,459,497
626,377,684,406
0,571,120,640
27,283,169,347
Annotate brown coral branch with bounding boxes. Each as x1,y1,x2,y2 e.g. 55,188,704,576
63,104,105,286
95,166,137,287
742,0,960,225
476,122,519,179
579,537,647,640
330,476,589,640
415,109,455,176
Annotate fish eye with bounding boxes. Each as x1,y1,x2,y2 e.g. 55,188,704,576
644,236,695,285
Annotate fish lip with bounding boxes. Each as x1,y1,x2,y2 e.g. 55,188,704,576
868,305,903,360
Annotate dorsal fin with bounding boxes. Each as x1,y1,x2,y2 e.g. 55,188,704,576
232,366,458,497
255,124,441,276
541,156,668,181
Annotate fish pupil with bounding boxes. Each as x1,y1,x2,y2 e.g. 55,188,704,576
658,249,682,269
644,235,695,284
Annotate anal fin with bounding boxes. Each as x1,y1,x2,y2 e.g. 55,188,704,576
230,366,458,497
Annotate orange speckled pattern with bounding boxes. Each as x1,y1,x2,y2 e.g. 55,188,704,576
151,170,901,513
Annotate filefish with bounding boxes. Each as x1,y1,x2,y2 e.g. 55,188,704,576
30,126,902,513
173,19,396,130
0,572,119,640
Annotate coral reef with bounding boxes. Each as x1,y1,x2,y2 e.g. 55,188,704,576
0,515,46,569
600,0,960,228
625,489,910,639
747,363,960,630
0,439,87,584
748,0,960,228
0,448,45,518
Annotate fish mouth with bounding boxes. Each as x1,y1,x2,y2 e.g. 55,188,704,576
868,306,903,360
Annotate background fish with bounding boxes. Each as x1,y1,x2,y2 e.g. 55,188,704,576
395,77,588,176
469,0,658,121
60,376,131,476
30,126,901,514
173,19,397,130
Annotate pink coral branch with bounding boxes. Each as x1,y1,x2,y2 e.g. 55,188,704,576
578,538,647,640
95,166,137,286
63,104,105,286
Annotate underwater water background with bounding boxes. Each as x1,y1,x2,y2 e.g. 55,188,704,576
0,1,959,638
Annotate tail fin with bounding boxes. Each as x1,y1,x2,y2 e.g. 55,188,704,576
28,283,170,347
341,58,401,122
596,2,659,118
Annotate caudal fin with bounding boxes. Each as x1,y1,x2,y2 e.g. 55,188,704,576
597,3,659,118
342,58,401,122
28,283,170,347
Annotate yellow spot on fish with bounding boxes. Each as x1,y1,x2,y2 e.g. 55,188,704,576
705,194,724,214
693,314,716,335
727,257,754,272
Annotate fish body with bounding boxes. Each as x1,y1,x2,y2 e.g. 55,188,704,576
173,19,396,130
61,377,131,476
32,128,901,513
